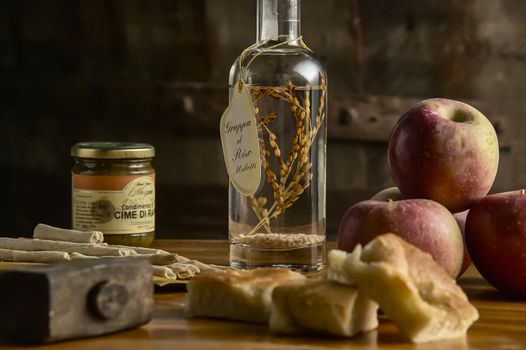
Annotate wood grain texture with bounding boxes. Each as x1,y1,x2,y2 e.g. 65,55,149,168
1,239,525,349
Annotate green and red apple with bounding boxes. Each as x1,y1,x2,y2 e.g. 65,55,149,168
388,98,499,213
337,198,464,278
371,186,472,276
466,190,526,295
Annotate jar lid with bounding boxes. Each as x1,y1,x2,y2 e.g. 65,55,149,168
71,142,155,159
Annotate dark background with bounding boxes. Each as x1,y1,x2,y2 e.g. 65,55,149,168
1,0,524,239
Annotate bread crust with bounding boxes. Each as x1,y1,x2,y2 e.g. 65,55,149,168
186,268,305,323
270,279,379,337
328,234,479,343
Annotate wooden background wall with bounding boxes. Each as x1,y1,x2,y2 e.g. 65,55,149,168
0,0,524,239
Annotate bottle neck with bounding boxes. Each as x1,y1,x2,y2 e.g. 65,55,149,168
256,0,301,45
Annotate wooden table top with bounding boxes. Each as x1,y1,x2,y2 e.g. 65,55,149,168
2,239,526,350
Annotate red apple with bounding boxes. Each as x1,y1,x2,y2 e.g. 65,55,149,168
465,190,526,295
371,186,471,277
338,198,464,277
388,98,499,213
454,210,472,276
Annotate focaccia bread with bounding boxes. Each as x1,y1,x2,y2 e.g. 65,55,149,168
186,268,305,323
327,249,353,285
328,234,479,343
270,279,379,337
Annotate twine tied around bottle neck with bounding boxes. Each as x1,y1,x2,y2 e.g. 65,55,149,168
236,36,306,92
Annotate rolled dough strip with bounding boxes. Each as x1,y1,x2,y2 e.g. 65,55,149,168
0,238,136,257
109,244,169,255
153,265,178,280
0,248,70,263
33,224,104,244
167,262,200,279
146,253,177,266
69,252,175,266
108,245,176,265
176,255,218,272
69,252,97,259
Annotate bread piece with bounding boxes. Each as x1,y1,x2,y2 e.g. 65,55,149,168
328,234,479,343
270,279,379,337
327,249,353,285
186,268,305,323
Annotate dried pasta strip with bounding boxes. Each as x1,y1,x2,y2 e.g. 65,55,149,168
69,252,97,260
69,252,175,266
0,238,136,257
0,248,70,263
69,253,176,280
167,262,200,279
109,244,169,255
145,253,177,266
175,255,220,272
153,265,178,280
107,244,176,265
33,224,104,244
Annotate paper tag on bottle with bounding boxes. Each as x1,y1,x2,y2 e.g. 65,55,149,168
220,81,261,196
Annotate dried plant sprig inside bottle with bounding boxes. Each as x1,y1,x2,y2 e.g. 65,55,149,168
247,78,327,235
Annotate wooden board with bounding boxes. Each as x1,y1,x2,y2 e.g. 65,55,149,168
0,262,42,269
1,239,525,350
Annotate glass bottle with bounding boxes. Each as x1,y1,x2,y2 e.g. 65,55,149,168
228,0,327,272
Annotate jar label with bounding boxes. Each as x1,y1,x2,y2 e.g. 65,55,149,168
220,80,262,195
72,175,155,234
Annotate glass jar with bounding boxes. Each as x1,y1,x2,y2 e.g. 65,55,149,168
228,0,327,271
71,142,156,247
